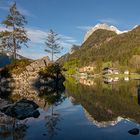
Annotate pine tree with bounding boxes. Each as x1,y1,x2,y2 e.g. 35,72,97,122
0,2,29,59
45,30,62,62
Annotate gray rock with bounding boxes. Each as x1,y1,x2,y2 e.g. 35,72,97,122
32,110,40,118
26,66,34,71
128,128,139,135
1,98,40,120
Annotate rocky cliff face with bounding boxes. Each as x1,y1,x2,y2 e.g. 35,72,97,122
0,56,51,87
11,56,51,85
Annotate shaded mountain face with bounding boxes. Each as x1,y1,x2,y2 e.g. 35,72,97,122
69,45,80,54
57,53,70,65
0,51,30,68
0,53,12,68
58,24,140,72
57,45,80,65
81,29,117,48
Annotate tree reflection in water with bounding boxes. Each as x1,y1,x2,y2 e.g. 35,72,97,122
0,70,65,139
0,84,29,140
38,84,65,138
0,113,28,140
0,85,28,140
45,113,61,139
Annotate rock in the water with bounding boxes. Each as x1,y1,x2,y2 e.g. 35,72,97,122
1,98,40,120
32,110,40,118
128,128,139,135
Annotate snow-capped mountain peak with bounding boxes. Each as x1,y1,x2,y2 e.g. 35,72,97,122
84,23,127,42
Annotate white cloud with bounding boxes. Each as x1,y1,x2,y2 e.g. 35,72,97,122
60,35,78,44
0,26,46,44
26,28,47,44
77,26,92,31
0,25,79,59
0,25,78,46
26,28,78,47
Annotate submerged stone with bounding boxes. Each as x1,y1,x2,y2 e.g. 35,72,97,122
1,98,40,120
128,128,139,135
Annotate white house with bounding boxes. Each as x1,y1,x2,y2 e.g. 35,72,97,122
124,70,129,75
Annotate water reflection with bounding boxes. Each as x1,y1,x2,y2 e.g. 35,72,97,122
38,85,65,138
65,77,140,127
45,112,61,138
0,113,28,140
0,80,65,139
1,76,140,139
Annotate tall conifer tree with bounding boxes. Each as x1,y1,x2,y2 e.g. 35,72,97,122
45,30,62,61
0,2,29,59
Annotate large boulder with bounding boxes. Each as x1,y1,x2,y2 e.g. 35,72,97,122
1,99,40,120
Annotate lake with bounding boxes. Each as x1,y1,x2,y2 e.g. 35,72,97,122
0,77,140,140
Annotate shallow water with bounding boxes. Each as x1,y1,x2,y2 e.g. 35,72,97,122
1,78,140,140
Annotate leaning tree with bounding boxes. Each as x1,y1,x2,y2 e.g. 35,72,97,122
0,2,29,59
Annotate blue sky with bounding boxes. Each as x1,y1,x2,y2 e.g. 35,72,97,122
0,0,140,59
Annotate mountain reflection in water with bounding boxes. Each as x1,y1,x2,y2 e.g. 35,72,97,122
65,77,140,125
0,77,140,139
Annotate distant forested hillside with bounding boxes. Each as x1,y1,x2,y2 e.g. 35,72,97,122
58,26,140,73
0,54,12,68
0,51,30,68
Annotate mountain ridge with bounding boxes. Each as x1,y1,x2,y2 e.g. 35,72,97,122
58,24,140,73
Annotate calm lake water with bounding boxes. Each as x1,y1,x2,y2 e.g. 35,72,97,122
1,77,140,140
